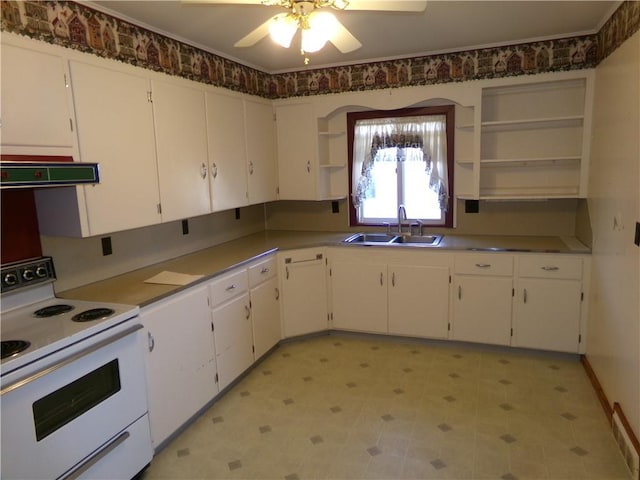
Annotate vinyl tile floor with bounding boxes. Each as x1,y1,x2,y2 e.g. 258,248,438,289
141,334,632,480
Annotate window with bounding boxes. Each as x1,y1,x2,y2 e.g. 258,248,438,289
347,106,454,228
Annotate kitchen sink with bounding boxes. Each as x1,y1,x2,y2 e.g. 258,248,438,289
392,235,442,246
343,233,399,244
342,233,443,246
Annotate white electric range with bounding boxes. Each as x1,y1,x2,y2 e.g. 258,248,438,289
1,257,153,480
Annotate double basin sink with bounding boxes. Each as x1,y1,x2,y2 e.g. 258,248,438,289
343,232,443,246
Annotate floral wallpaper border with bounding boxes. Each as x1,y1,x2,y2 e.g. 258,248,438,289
1,0,638,99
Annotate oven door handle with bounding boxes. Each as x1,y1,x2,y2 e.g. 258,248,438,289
58,430,130,480
0,323,143,396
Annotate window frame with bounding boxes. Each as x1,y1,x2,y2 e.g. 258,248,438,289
347,105,456,228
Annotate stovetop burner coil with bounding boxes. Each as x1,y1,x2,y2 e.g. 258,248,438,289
72,308,116,323
33,304,75,318
1,340,31,360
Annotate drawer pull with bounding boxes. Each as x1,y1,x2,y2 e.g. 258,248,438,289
475,263,491,268
225,284,238,291
275,287,280,300
541,266,559,271
148,331,155,352
392,272,396,287
458,285,462,299
260,267,270,274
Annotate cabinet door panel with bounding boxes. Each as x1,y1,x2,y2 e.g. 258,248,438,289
142,287,217,448
245,99,278,204
212,293,253,390
70,61,161,235
280,255,327,337
152,79,210,222
275,103,317,200
1,43,75,153
251,276,281,359
331,261,387,334
206,91,248,211
452,275,512,345
389,265,449,339
514,279,581,352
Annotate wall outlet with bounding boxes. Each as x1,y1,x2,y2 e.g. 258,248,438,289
331,201,340,214
182,219,189,235
101,236,112,256
235,208,240,220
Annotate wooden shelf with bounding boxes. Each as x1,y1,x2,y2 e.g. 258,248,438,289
480,156,581,167
481,115,583,131
318,130,345,137
319,163,346,169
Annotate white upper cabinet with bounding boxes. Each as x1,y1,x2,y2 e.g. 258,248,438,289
275,103,319,200
206,90,249,211
37,59,162,237
151,78,211,222
0,40,76,156
70,60,162,235
244,98,278,204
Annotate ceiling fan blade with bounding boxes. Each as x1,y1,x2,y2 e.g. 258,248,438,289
330,19,362,53
234,18,273,47
345,0,427,12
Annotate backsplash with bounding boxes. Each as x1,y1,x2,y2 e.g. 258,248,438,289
1,1,637,98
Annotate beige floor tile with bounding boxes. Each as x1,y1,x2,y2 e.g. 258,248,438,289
142,334,632,480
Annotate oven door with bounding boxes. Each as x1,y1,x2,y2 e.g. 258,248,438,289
1,321,152,480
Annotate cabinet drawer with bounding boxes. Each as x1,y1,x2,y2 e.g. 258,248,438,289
455,254,513,276
518,255,582,280
208,269,248,306
249,256,277,287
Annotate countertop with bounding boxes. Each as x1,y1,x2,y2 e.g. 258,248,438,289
58,230,589,307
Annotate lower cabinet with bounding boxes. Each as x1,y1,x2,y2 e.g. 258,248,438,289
513,255,584,353
209,269,254,391
451,253,514,346
279,248,328,337
141,286,218,449
329,248,451,339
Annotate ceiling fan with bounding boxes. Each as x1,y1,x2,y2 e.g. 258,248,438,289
184,0,427,63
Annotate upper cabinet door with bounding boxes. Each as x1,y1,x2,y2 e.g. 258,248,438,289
152,79,211,222
69,60,161,235
275,103,318,200
244,98,278,204
205,90,248,212
1,42,76,156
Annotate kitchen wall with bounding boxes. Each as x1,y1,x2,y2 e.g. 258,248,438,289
43,204,266,292
265,198,583,238
587,29,640,440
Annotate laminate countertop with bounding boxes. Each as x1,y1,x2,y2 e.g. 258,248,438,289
58,230,589,307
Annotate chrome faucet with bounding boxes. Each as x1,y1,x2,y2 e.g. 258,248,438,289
397,204,407,234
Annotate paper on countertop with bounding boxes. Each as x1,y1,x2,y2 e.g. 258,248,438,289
144,271,204,286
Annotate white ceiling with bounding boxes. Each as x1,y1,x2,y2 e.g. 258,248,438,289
88,1,619,74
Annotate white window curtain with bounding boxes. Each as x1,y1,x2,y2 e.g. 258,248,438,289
352,114,449,211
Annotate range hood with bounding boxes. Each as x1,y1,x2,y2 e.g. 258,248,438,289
0,155,99,188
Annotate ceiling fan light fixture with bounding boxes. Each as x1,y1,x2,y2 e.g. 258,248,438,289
301,10,338,52
269,13,298,47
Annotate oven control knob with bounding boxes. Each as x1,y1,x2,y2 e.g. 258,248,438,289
22,269,35,281
4,272,18,286
35,266,48,278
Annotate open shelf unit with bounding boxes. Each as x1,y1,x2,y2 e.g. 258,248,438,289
477,75,592,200
317,116,348,200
